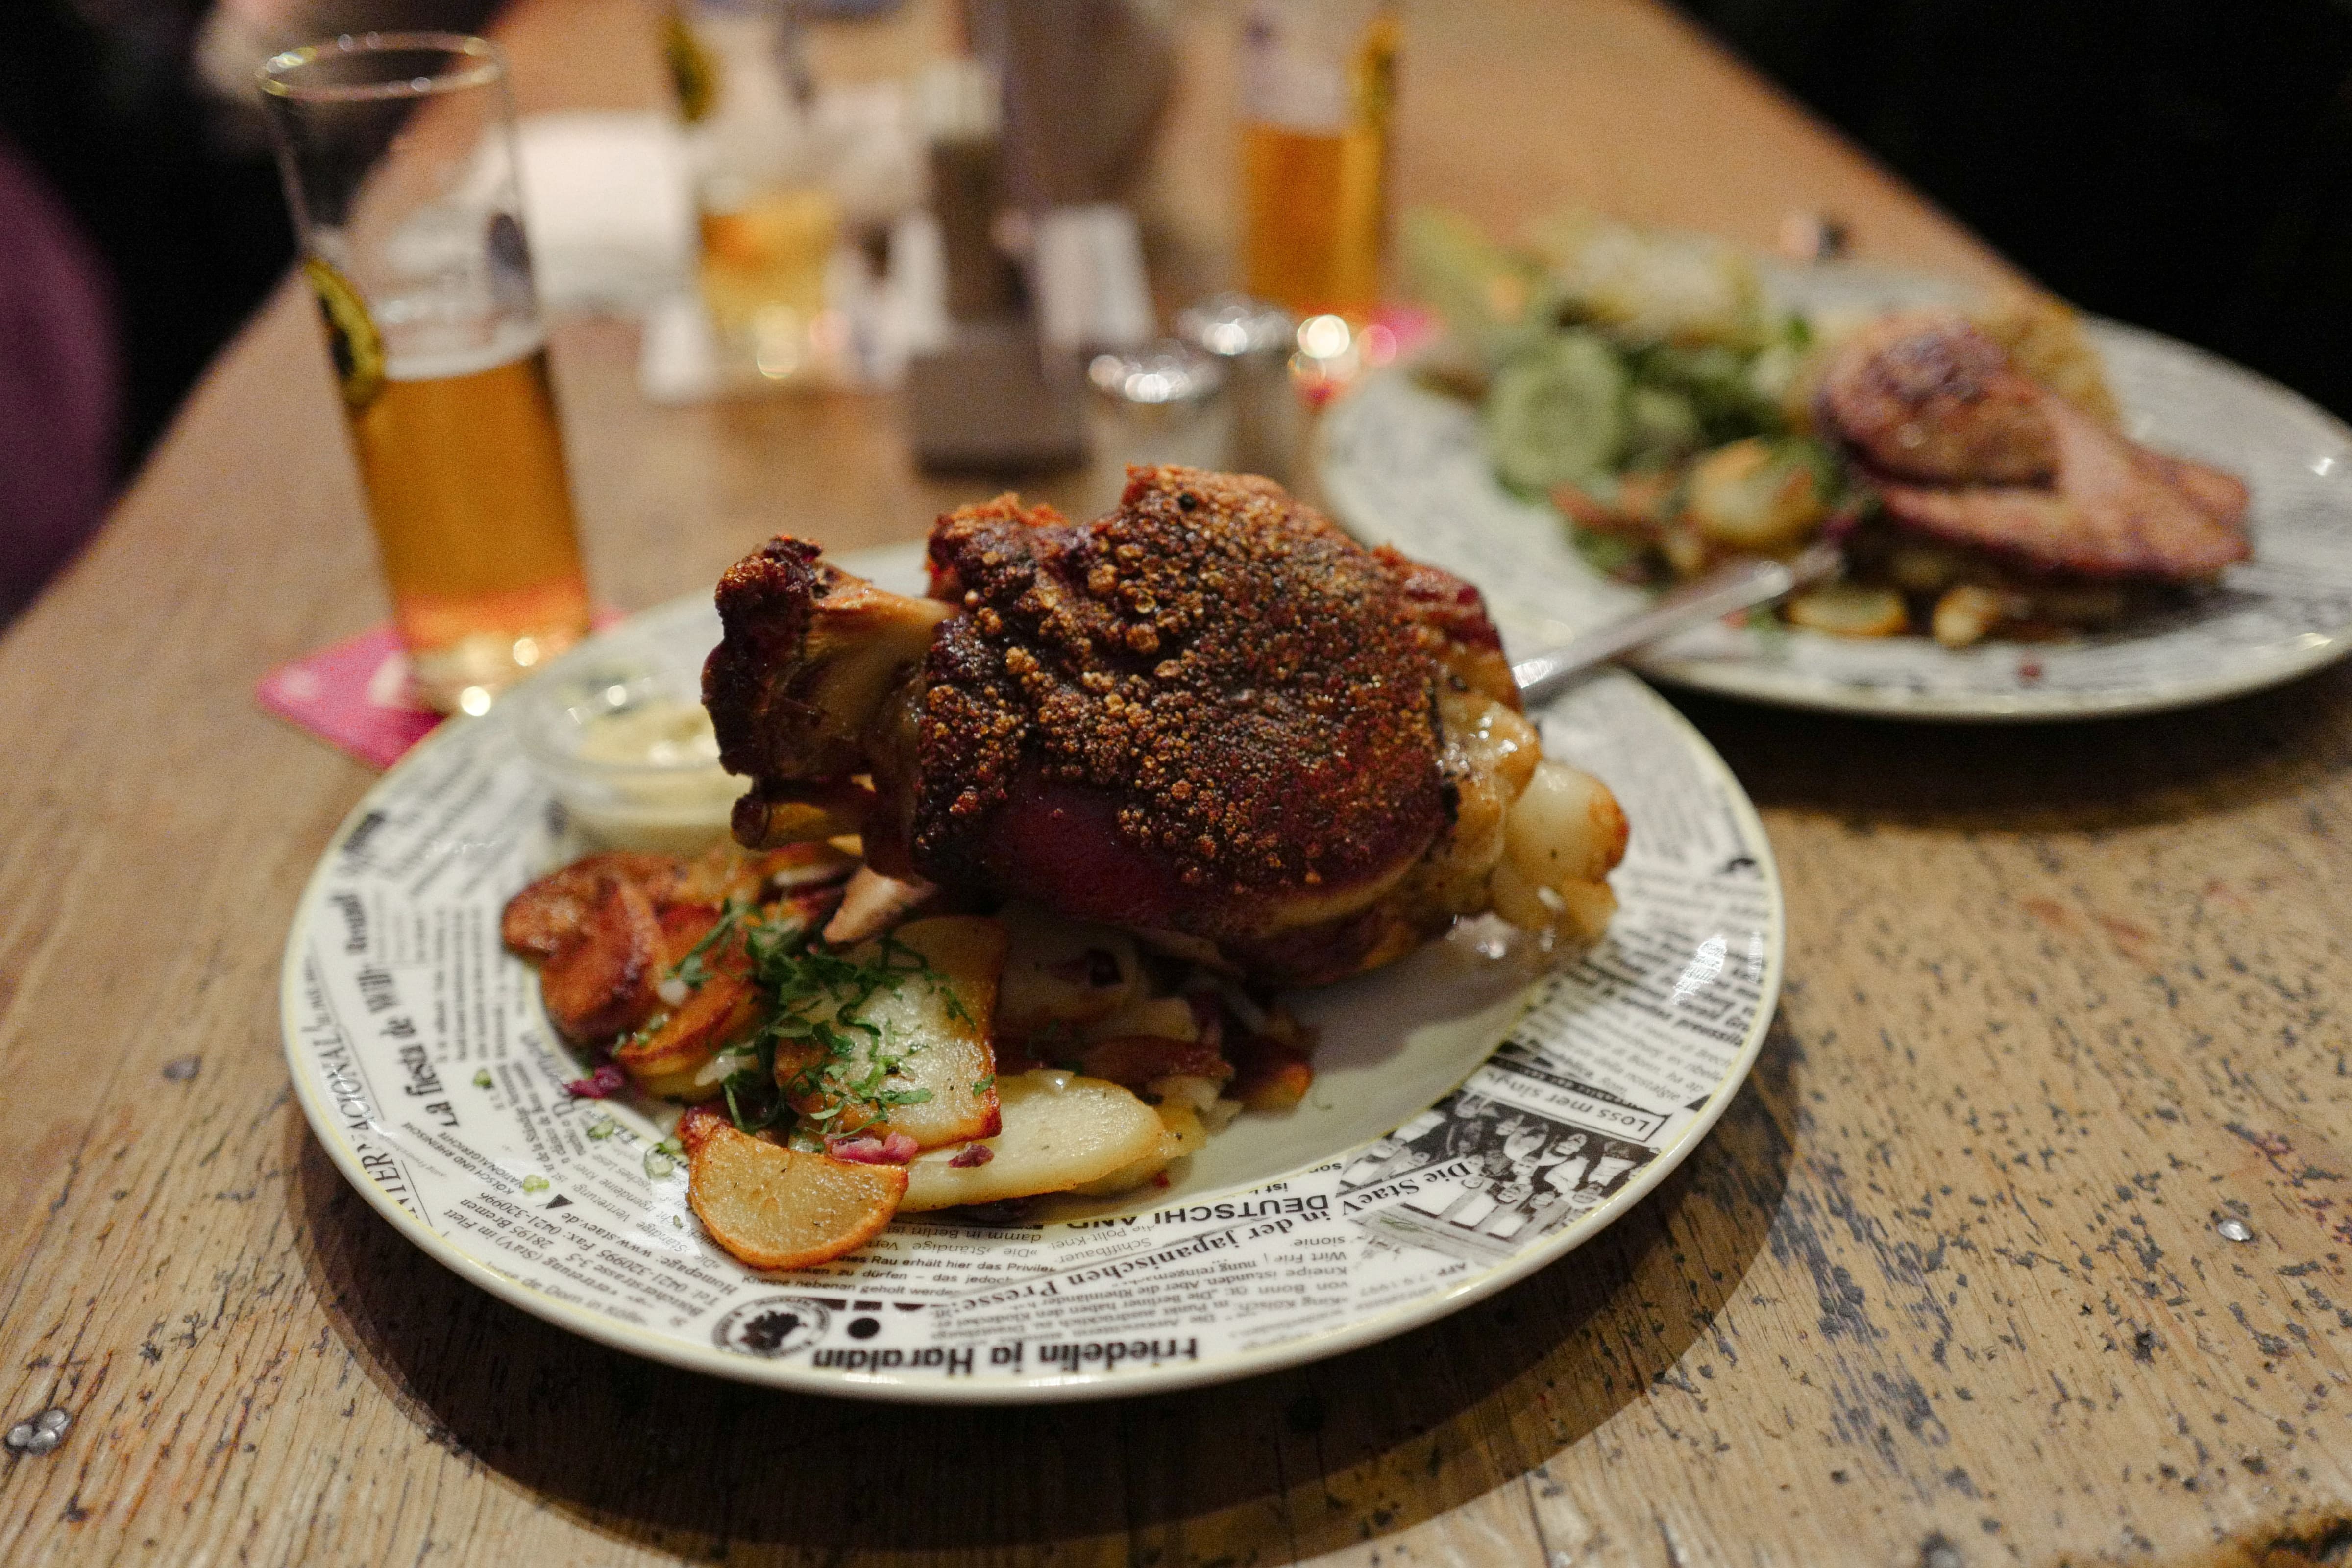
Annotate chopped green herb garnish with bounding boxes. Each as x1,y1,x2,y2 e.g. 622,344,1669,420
972,1075,995,1096
472,1069,493,1090
714,911,970,1138
521,1174,549,1194
666,898,753,992
586,1117,618,1141
644,1137,683,1180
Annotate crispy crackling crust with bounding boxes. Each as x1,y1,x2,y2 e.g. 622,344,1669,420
706,537,857,782
912,467,1447,912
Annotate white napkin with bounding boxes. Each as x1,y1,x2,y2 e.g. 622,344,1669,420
513,112,697,312
1032,203,1154,353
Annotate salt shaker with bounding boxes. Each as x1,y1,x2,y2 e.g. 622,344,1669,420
1084,342,1231,512
1176,293,1298,485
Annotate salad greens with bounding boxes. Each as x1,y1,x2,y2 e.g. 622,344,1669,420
1403,208,1814,501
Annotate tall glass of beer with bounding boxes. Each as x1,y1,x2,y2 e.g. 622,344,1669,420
1237,0,1399,321
260,34,590,715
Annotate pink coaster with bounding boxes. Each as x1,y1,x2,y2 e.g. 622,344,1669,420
260,613,626,770
257,625,442,770
1370,302,1436,357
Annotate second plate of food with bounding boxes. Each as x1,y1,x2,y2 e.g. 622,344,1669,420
1321,246,2352,720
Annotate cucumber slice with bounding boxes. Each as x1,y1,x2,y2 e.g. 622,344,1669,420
1484,331,1627,492
1624,384,1702,468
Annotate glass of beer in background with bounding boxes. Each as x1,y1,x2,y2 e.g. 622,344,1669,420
1238,0,1399,321
670,0,846,386
261,34,590,715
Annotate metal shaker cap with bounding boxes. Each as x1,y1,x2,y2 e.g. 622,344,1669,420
1176,293,1295,360
1087,342,1227,408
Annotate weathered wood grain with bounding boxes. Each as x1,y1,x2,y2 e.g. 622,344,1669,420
5,1,2348,1565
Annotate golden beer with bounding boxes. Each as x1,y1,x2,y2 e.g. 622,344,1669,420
263,35,593,715
697,182,842,381
347,333,590,710
1239,2,1397,319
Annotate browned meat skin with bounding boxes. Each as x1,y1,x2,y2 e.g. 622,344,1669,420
1377,545,1523,709
704,466,1567,988
1871,398,2251,580
708,537,952,854
1818,311,2252,582
1817,310,2058,484
915,467,1447,948
708,539,848,780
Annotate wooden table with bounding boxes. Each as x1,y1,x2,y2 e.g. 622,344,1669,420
5,1,2349,1563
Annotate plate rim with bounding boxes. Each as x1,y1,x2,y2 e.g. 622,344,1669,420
278,574,1787,1404
1321,314,2352,722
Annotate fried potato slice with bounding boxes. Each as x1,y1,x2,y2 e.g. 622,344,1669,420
1226,1029,1313,1114
1930,584,2009,649
1066,1097,1210,1198
778,916,1005,1148
686,1120,905,1270
1082,995,1198,1046
502,852,681,959
539,879,664,1042
1076,1036,1231,1092
658,903,725,967
899,1069,1168,1211
1785,583,1909,638
616,974,764,1099
1686,439,1827,554
672,840,857,907
994,905,1142,1037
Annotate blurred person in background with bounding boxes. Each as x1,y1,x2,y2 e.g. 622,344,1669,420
0,0,488,622
0,124,119,624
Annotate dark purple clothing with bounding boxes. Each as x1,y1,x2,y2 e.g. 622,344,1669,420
0,127,119,621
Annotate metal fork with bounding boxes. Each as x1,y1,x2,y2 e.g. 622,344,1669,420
1510,543,1842,707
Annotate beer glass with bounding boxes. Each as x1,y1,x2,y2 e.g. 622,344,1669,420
261,34,590,715
671,0,847,385
1237,0,1399,319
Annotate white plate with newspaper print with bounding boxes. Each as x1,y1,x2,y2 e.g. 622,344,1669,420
1320,267,2352,720
280,544,1782,1403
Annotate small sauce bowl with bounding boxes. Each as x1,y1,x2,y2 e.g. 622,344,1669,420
510,619,743,852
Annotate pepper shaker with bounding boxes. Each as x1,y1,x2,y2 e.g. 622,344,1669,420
1176,293,1299,485
1083,342,1232,513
